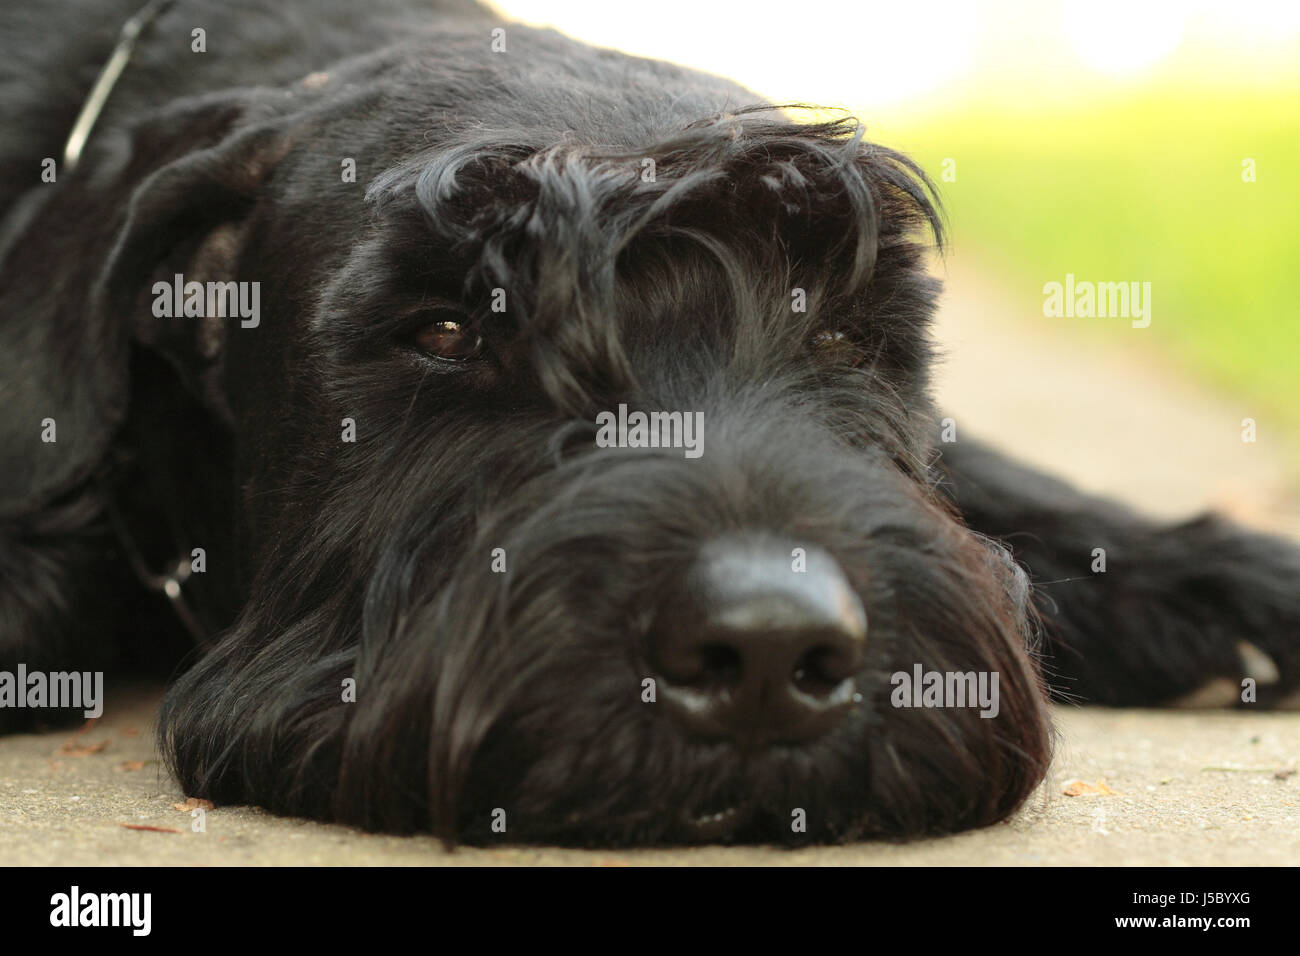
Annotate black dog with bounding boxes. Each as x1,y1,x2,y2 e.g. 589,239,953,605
2,0,1297,845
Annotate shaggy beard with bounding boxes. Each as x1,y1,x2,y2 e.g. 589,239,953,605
161,402,1051,845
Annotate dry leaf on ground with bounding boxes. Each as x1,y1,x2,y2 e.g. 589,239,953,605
56,739,109,757
1063,778,1120,797
173,797,214,812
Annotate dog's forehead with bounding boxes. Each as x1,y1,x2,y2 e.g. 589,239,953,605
281,32,771,328
302,28,759,153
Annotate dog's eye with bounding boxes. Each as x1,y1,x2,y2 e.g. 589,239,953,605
811,330,848,349
414,318,482,361
809,329,867,369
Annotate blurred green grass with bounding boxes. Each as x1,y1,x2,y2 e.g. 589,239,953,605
887,89,1300,440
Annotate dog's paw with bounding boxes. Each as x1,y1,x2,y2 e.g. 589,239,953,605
1175,518,1300,710
1168,640,1300,710
1040,514,1300,709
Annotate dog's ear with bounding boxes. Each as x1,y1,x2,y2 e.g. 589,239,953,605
0,91,292,516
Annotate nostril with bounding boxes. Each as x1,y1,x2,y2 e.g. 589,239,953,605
653,638,741,685
698,643,742,686
792,642,856,696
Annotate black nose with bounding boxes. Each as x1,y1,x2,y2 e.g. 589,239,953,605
649,537,867,746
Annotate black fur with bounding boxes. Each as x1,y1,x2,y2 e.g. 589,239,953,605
2,0,1297,845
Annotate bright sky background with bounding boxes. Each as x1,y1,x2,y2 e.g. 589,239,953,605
489,0,1300,121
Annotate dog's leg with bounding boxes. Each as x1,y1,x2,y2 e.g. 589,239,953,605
940,437,1300,708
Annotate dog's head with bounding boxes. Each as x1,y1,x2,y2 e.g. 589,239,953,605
3,26,1050,843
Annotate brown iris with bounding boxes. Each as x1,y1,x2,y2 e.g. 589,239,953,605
810,329,866,368
414,318,481,361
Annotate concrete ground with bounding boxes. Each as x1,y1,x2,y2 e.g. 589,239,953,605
3,258,1297,865
2,683,1298,865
